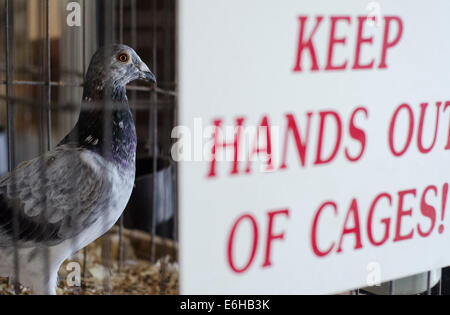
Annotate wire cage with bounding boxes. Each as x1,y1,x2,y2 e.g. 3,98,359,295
0,0,177,295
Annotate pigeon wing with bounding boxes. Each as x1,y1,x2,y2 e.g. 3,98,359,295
0,145,110,247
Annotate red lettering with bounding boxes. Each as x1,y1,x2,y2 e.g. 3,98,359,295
393,189,416,242
417,102,441,154
227,214,259,273
293,16,324,72
337,199,363,252
314,111,342,165
280,113,313,169
345,106,368,162
388,103,414,157
311,201,337,257
246,116,274,173
444,101,450,150
418,185,437,237
379,16,403,69
367,193,392,246
208,117,245,178
325,16,351,71
352,16,375,70
262,209,290,267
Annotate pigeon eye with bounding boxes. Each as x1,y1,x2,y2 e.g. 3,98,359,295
118,53,129,63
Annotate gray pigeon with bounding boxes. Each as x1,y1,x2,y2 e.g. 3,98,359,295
0,44,156,294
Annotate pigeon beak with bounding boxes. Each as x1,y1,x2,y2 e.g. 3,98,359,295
137,62,156,83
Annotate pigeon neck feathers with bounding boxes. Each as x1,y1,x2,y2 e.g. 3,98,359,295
59,82,137,170
82,77,129,103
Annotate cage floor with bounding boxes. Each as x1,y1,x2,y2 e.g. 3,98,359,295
0,228,179,295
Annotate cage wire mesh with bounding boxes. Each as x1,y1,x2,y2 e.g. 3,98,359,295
0,0,178,295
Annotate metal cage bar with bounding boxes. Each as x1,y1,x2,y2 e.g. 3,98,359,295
4,0,21,295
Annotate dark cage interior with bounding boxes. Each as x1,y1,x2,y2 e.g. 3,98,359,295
0,0,178,294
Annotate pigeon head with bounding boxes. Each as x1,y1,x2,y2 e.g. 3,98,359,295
83,44,156,101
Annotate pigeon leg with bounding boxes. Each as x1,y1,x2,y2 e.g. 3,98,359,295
26,270,58,295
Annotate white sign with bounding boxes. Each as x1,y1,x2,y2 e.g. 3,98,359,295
177,0,450,294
